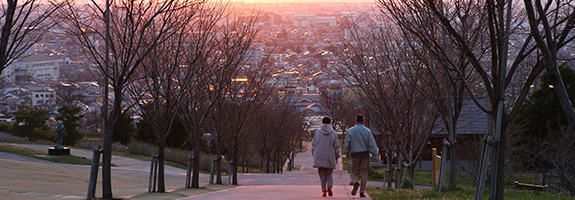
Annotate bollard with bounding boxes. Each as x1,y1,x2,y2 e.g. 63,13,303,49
148,154,155,192
185,155,193,188
153,154,158,192
397,153,403,189
395,167,401,189
386,151,393,189
87,145,102,200
432,148,439,187
382,168,389,190
474,135,493,200
148,153,158,192
209,156,217,184
438,139,449,192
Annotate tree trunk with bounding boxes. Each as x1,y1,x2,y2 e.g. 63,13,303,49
408,160,415,181
489,98,506,200
102,123,113,199
192,128,200,188
157,141,165,192
0,0,16,72
449,142,457,188
386,149,393,188
216,140,222,184
446,93,457,188
232,143,239,185
266,153,271,173
101,0,112,198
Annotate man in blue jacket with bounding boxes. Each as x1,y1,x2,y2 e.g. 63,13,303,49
344,114,378,198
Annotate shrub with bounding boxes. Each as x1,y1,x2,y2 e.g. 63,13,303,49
29,128,57,142
369,166,384,179
127,141,229,172
401,177,414,189
0,123,12,132
113,113,135,145
56,106,84,146
11,102,50,141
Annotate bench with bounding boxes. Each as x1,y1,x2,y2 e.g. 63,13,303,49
514,181,547,191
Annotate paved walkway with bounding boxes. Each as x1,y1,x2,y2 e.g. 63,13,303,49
0,137,374,199
181,142,367,199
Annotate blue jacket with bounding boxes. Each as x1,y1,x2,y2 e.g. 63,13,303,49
344,124,378,157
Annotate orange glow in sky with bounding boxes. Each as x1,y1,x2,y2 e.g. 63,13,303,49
236,0,369,3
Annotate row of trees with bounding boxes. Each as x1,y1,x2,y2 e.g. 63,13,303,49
51,0,306,198
379,0,575,198
320,0,575,198
6,0,575,199
328,19,445,184
2,0,306,198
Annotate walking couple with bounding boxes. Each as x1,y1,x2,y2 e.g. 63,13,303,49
312,114,378,198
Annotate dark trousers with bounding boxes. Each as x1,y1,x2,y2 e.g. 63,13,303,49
318,167,334,191
350,157,370,193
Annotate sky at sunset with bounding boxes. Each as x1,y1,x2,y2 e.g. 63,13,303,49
236,0,371,3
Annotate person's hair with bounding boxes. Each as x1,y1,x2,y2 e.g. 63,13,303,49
356,114,364,122
322,117,331,124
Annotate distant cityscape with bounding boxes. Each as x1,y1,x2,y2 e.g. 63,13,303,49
0,2,381,130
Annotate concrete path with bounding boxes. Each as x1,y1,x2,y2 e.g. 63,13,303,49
0,136,375,199
179,185,362,200
181,142,371,199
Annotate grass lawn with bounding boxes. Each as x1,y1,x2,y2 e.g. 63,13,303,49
0,143,93,165
365,168,573,199
367,186,574,200
84,133,102,139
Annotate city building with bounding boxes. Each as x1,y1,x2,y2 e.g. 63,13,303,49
13,54,60,82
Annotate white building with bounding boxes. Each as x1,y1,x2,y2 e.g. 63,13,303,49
24,85,56,106
316,17,337,27
292,14,315,27
14,54,60,82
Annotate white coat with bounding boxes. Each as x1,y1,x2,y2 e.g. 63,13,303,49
312,124,341,169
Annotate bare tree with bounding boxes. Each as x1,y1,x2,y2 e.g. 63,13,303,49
0,0,57,78
178,3,260,188
126,5,197,191
523,0,575,125
53,82,85,107
254,92,305,174
330,18,439,183
318,83,357,129
376,1,486,188
206,63,276,184
379,0,575,198
56,0,197,197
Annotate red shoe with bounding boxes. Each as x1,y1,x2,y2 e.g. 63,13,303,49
328,188,333,197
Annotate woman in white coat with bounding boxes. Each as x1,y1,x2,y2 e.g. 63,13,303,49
312,117,341,197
